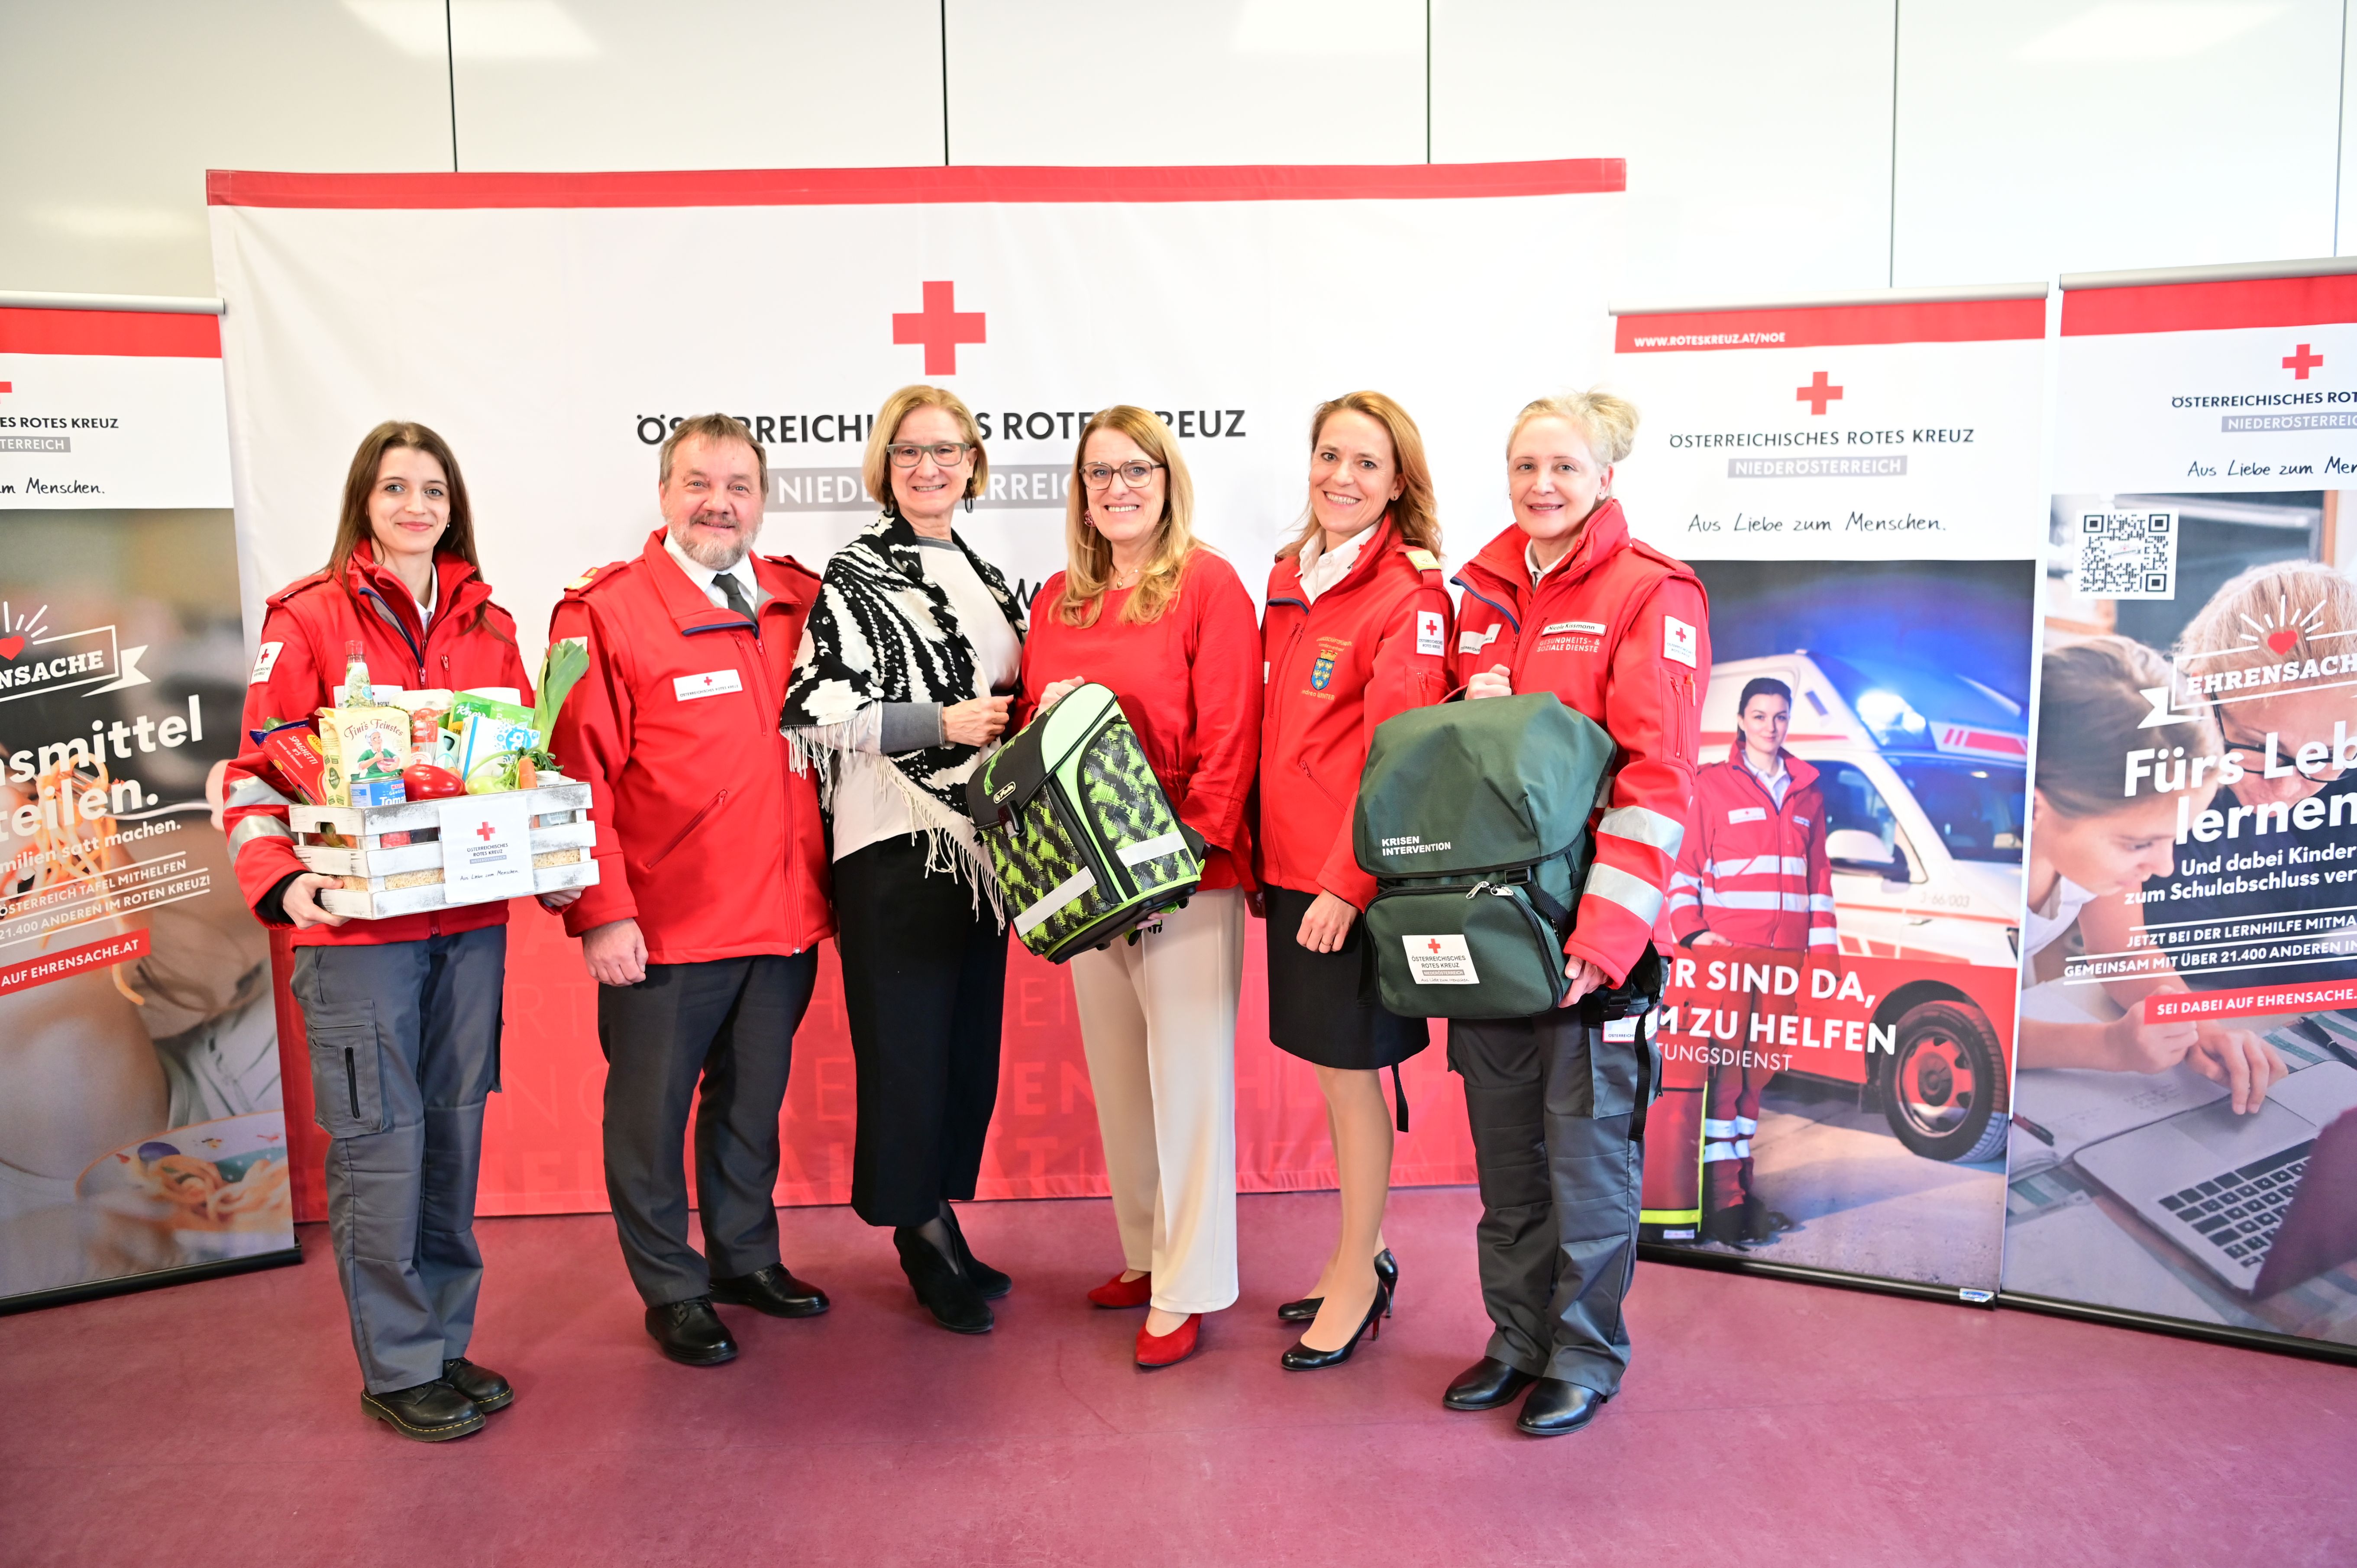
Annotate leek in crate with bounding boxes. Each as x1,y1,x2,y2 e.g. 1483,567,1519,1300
966,684,1205,962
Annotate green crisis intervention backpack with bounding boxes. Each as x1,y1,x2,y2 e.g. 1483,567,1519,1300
1354,692,1618,1019
967,683,1206,963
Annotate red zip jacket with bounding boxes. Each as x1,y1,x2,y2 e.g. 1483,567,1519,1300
1258,518,1452,910
1013,548,1262,892
548,530,832,965
226,541,533,948
1450,501,1710,986
1668,752,1836,952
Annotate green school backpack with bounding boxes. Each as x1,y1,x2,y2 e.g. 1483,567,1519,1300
1354,692,1618,1019
967,683,1206,963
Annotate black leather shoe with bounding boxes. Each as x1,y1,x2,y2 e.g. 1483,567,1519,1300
940,1203,1011,1300
1516,1378,1607,1437
361,1379,484,1442
895,1227,993,1334
1277,1248,1397,1323
711,1263,831,1318
1442,1355,1538,1412
440,1357,513,1412
645,1297,738,1366
1280,1278,1390,1370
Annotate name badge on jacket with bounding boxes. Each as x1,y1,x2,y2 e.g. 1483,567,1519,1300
1727,806,1766,823
674,669,744,701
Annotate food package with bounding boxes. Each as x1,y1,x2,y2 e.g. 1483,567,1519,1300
388,689,454,749
253,719,327,805
316,705,412,809
456,710,539,793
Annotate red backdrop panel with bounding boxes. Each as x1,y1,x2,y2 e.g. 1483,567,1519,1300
278,911,1477,1223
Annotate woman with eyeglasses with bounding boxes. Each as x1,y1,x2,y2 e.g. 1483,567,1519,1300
781,384,1027,1335
1016,407,1261,1369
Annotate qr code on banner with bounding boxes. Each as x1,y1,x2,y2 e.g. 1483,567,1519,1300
2076,510,2178,600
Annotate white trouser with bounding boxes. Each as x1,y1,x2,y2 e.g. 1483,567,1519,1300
1068,887,1243,1314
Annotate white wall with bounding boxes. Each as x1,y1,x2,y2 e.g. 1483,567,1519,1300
4,0,2351,301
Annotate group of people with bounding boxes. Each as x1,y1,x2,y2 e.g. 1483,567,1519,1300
223,381,1711,1446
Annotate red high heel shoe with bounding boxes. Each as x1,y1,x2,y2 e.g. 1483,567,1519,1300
1087,1270,1153,1309
1135,1313,1200,1369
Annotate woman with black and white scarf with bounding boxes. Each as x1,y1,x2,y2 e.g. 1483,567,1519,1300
781,384,1025,1334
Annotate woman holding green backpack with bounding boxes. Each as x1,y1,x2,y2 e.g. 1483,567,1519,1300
1019,406,1262,1370
1441,391,1709,1438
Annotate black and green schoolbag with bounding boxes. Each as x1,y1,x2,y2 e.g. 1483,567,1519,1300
1353,692,1617,1019
967,684,1206,963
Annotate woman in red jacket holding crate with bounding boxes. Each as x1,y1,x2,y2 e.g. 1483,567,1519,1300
1442,391,1709,1438
1256,391,1452,1372
1018,405,1261,1371
223,420,533,1444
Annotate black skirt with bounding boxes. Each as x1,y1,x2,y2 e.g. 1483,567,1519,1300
1264,885,1430,1071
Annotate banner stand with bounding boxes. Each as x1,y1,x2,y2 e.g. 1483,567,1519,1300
1639,1241,1999,1309
2000,1291,2357,1368
0,1244,302,1319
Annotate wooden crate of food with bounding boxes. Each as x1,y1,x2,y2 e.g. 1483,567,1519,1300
292,781,600,919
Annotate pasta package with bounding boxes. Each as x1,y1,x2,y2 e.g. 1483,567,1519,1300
317,706,412,808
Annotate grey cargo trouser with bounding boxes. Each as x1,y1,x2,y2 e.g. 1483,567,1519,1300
1449,1008,1643,1394
292,926,504,1394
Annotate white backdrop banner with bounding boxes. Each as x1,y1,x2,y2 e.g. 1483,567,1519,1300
0,308,231,510
207,161,1626,660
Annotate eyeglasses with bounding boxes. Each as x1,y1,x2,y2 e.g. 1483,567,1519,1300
888,441,973,468
1081,461,1164,490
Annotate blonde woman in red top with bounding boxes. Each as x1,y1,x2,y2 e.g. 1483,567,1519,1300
1019,406,1262,1370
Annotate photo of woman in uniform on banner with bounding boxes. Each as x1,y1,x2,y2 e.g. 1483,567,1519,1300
2008,491,2357,1348
1641,558,2035,1294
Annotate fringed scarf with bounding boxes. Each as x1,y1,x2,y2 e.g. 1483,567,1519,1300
781,510,1026,910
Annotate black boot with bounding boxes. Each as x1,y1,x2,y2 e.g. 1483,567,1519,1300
361,1379,484,1442
1516,1379,1607,1437
894,1226,993,1334
440,1357,513,1412
1739,1195,1794,1244
1442,1355,1538,1412
938,1202,1010,1300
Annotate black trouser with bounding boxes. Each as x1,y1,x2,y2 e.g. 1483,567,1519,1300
597,951,818,1306
834,835,1008,1227
292,926,504,1393
1449,1009,1643,1395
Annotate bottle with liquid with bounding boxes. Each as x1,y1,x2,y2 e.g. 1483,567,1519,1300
343,640,373,707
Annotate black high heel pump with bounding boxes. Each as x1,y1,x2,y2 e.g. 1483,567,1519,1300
1279,1276,1393,1371
1276,1247,1398,1324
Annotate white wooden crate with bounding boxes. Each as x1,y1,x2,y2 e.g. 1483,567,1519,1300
296,781,600,920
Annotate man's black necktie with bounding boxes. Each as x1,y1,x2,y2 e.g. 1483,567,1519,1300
713,571,754,620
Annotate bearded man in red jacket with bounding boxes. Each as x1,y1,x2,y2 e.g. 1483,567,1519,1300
549,414,835,1368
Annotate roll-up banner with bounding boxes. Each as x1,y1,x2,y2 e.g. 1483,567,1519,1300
207,161,1626,1215
0,294,297,1310
1609,286,2045,1297
2007,258,2357,1357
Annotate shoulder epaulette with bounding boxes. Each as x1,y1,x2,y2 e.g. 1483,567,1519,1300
265,568,333,609
561,560,631,599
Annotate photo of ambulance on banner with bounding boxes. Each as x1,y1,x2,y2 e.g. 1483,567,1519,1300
2004,260,2357,1350
0,299,296,1308
1607,286,2047,1292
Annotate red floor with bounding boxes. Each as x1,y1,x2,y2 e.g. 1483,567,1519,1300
5,1186,2354,1567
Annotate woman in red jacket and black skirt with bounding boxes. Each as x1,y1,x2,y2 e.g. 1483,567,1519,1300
222,421,537,1442
1257,391,1452,1370
1019,406,1262,1370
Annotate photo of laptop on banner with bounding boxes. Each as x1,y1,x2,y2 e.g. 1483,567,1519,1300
2074,1056,2357,1297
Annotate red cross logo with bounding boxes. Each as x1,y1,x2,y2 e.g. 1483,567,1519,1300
475,821,496,842
0,382,11,397
1796,371,1843,415
2284,343,2325,379
1427,938,1442,954
892,281,986,375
